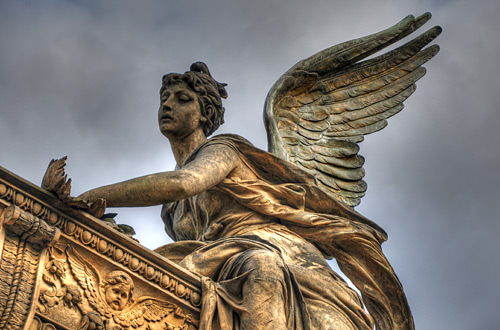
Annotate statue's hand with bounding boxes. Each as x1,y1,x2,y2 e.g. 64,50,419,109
88,198,106,219
42,157,106,218
68,196,107,219
76,191,107,219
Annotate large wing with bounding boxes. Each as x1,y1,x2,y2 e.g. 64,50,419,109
65,246,110,317
264,13,441,207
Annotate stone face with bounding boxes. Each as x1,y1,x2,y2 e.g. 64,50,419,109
0,166,201,330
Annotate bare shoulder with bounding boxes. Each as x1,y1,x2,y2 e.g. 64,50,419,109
179,142,241,183
196,142,239,161
199,140,260,181
192,142,240,168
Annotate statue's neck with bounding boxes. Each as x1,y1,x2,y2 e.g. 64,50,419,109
168,129,207,167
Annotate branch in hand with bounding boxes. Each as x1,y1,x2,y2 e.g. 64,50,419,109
42,156,72,199
41,157,106,218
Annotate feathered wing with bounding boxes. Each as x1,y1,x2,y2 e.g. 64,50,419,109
264,13,441,206
112,297,182,328
65,247,190,328
65,246,111,318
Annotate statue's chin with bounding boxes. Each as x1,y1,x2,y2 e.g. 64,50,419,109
109,302,122,311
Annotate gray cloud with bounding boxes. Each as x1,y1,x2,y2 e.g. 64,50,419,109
1,0,498,329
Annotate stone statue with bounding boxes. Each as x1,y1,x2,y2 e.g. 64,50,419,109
42,13,441,330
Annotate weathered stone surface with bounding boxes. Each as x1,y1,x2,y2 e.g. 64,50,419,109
2,12,440,330
0,166,201,330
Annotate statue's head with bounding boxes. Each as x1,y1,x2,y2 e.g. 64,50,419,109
102,270,134,311
160,62,227,137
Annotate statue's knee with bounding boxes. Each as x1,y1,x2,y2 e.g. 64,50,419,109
239,249,288,322
242,249,285,280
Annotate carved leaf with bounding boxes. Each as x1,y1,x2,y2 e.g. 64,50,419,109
41,156,72,199
42,273,56,287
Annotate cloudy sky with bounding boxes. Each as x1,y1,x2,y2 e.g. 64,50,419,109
1,0,498,329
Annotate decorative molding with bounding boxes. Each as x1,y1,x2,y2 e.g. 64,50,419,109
0,176,202,310
0,205,59,330
36,245,196,330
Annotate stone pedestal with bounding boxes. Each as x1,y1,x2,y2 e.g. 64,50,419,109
0,166,201,330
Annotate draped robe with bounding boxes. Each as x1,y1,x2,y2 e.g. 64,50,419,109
155,134,414,330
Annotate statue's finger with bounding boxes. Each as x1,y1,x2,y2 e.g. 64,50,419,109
65,197,90,209
89,199,106,219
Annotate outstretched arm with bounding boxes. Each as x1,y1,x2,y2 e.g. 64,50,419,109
78,144,239,207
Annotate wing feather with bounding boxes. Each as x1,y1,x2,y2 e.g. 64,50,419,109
264,13,440,206
297,126,323,140
319,69,422,112
114,297,178,327
311,139,359,157
296,13,433,75
326,120,389,140
314,160,365,181
65,246,110,317
315,153,365,169
320,28,441,92
294,145,365,168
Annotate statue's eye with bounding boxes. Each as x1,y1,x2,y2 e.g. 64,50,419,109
178,93,191,103
121,293,128,298
161,92,171,103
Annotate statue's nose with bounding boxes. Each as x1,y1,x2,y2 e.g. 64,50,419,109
162,103,171,112
162,101,171,111
162,95,176,111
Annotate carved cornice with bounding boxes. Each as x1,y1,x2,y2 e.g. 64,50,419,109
0,167,202,313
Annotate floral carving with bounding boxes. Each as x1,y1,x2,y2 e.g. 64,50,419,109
45,258,66,278
62,285,83,308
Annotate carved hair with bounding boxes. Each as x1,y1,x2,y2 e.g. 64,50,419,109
103,270,135,298
161,62,228,136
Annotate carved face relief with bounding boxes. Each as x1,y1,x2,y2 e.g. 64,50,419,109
104,283,131,311
158,83,205,139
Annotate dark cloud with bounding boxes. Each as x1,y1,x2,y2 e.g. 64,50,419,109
1,0,498,329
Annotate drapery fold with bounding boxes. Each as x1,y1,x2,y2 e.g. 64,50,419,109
158,134,414,330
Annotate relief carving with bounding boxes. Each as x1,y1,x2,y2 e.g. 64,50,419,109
0,179,201,310
0,205,60,330
37,245,196,330
29,315,64,330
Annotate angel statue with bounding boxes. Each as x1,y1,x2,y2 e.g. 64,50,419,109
43,13,441,330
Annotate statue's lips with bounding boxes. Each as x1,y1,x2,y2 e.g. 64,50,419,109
110,300,121,310
159,115,173,123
